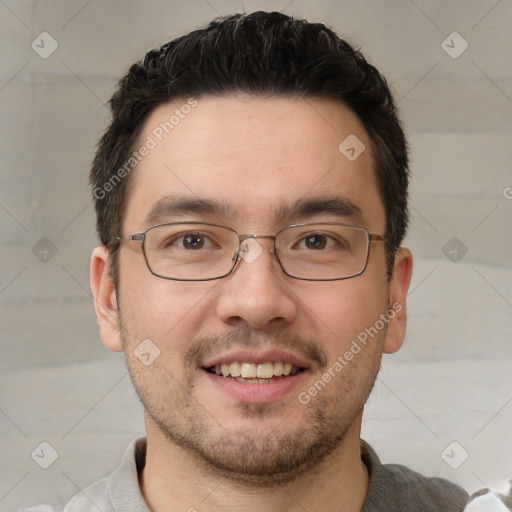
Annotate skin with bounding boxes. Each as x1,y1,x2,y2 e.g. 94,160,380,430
91,95,413,512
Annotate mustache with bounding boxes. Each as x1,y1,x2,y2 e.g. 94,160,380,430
185,326,329,370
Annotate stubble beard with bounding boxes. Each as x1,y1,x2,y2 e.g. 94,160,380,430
121,324,382,487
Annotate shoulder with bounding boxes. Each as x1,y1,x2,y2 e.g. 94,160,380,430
18,437,147,512
17,477,112,512
465,490,512,511
62,476,113,512
374,461,469,509
361,440,469,512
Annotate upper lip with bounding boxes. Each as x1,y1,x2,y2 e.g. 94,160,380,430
201,349,311,370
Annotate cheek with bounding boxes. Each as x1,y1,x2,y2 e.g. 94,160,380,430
298,278,389,356
118,257,217,348
118,280,211,402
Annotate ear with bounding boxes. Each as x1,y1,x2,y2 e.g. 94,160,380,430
383,247,413,354
90,245,123,352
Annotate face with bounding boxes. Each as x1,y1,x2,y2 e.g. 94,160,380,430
92,95,412,485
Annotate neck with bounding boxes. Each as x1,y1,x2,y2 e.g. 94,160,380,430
140,415,369,512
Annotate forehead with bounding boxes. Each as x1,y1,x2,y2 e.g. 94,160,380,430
123,95,385,233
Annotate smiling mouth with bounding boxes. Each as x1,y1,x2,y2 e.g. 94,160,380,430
205,361,305,383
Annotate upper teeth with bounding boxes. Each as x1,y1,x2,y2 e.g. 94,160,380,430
213,362,299,378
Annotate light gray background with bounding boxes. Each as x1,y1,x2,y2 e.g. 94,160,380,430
1,0,511,510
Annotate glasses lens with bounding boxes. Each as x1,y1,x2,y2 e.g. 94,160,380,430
276,224,370,280
144,223,238,280
141,222,371,281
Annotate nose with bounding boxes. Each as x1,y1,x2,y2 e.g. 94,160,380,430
215,237,297,330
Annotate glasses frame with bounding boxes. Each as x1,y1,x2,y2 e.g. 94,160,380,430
113,221,385,282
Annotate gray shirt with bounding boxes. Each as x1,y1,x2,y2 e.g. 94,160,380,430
23,437,482,511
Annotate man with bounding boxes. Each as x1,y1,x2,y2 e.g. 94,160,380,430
56,10,476,511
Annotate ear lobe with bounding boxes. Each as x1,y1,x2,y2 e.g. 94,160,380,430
90,245,123,352
383,247,413,354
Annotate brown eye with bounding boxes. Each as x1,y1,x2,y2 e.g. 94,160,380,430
304,234,327,249
182,234,205,249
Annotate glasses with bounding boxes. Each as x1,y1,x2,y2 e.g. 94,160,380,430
113,221,385,281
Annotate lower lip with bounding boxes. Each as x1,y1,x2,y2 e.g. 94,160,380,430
201,369,309,403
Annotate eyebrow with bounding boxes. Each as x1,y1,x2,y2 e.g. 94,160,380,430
144,194,364,227
144,196,239,226
275,196,364,225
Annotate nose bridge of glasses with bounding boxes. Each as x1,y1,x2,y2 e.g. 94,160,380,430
234,234,277,263
238,233,276,241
